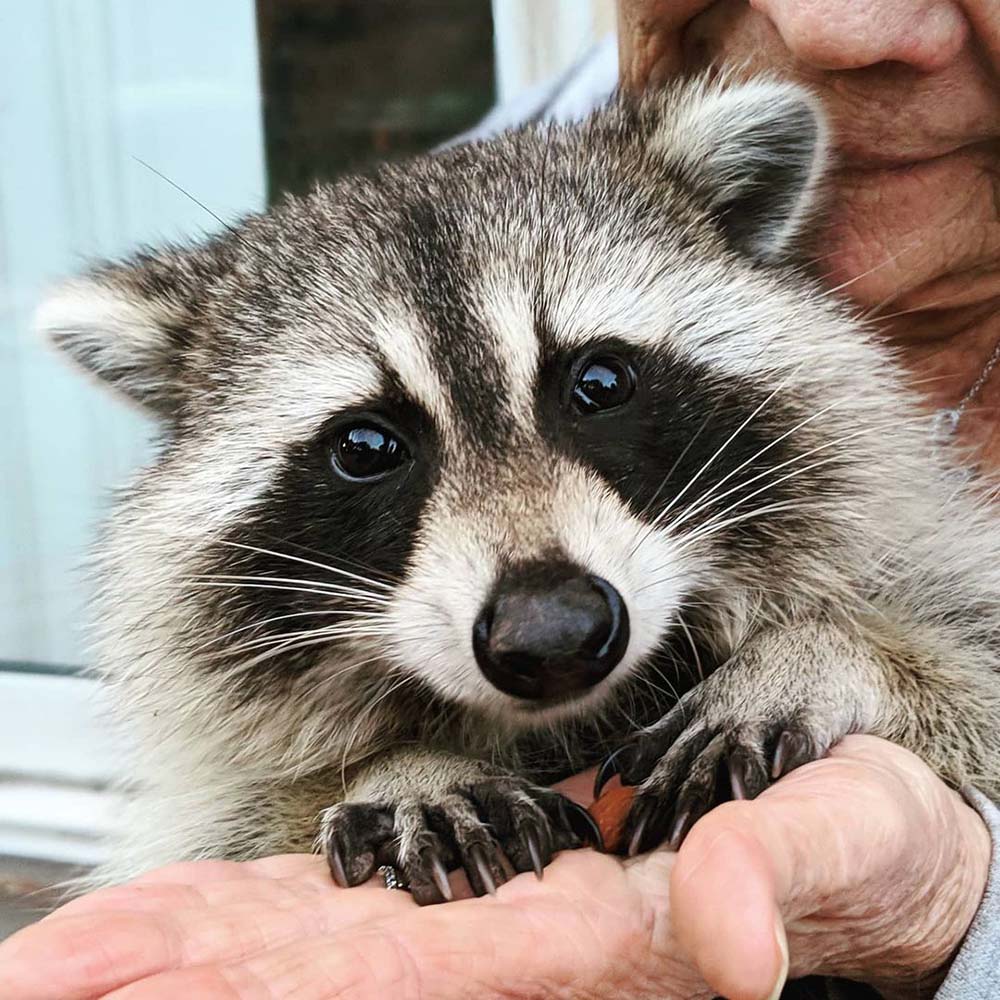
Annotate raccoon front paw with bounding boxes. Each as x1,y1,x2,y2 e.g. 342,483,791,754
596,683,840,857
319,777,603,905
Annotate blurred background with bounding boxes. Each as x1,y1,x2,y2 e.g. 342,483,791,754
0,0,615,935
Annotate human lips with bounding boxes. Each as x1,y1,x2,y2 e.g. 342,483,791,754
836,139,988,174
832,141,996,205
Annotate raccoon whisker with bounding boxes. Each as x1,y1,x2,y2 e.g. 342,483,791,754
678,498,833,553
613,687,645,734
202,623,395,661
663,412,933,540
680,419,932,544
189,573,391,604
654,402,907,542
674,597,737,611
818,232,927,304
130,156,272,261
189,609,384,653
632,666,684,707
227,631,397,673
290,661,407,778
861,299,956,326
633,570,686,596
187,581,390,603
675,610,705,683
236,615,396,644
214,540,395,592
630,331,789,545
630,400,725,544
649,393,855,535
255,532,402,586
685,472,849,543
648,364,807,532
338,671,417,789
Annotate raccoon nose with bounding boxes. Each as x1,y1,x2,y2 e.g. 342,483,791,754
473,573,629,700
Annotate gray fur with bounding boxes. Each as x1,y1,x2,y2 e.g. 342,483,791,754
37,76,1000,890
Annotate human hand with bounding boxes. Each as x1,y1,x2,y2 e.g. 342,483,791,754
0,736,989,1000
670,735,991,998
0,836,705,1000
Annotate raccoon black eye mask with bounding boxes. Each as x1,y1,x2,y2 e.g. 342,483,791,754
39,75,1000,904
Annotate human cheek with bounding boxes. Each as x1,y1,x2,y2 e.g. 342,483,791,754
618,0,719,88
962,0,1000,72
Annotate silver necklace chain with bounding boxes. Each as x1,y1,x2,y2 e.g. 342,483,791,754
935,335,1000,440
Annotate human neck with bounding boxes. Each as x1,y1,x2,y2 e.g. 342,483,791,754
871,294,1000,476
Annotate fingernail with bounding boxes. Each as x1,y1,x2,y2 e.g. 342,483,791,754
766,915,789,1000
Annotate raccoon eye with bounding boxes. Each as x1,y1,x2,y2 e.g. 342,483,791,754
331,423,409,482
572,356,636,414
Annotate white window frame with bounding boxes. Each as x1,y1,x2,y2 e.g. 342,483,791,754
492,0,617,104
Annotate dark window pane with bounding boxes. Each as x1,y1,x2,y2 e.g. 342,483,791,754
256,0,495,199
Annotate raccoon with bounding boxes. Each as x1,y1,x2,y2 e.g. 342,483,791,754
38,77,1000,904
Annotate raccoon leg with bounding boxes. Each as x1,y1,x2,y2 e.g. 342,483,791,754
598,618,1000,855
319,748,602,905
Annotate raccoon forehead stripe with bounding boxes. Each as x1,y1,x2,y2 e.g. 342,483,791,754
371,311,455,434
476,273,539,428
400,196,515,450
542,245,844,384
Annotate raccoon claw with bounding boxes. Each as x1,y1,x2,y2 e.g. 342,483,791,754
625,799,656,858
562,799,605,851
613,709,832,855
522,825,546,879
466,842,500,896
423,847,454,903
593,748,625,800
326,838,349,888
771,728,820,779
667,807,694,852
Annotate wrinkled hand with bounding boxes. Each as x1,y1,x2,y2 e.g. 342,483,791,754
0,737,990,1000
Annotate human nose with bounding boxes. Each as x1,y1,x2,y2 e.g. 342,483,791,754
748,0,969,72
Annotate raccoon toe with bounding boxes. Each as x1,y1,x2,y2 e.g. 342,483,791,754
594,688,704,800
414,781,600,901
460,779,604,878
423,792,511,898
391,800,455,905
621,725,770,855
319,802,396,887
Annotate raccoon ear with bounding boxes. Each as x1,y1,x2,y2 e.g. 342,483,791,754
35,248,220,417
657,78,829,262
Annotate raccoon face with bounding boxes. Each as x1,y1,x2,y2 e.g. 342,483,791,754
40,78,862,732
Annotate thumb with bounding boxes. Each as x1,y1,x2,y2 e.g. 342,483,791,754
669,801,791,1000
